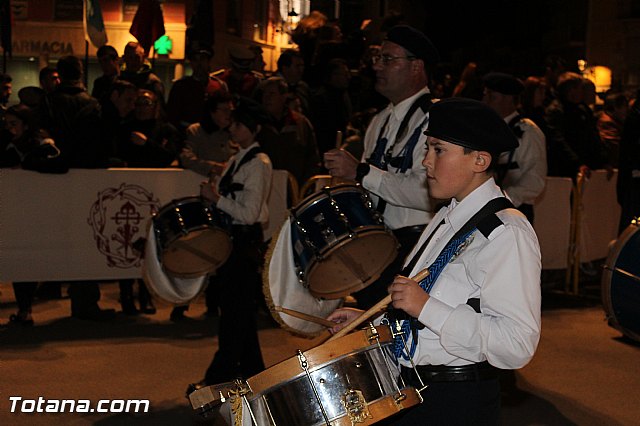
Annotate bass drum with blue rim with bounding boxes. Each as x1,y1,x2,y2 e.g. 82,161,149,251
602,221,640,342
290,184,398,299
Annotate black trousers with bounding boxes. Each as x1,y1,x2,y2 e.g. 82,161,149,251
204,225,266,384
388,378,501,425
379,366,501,426
353,225,425,309
12,282,38,313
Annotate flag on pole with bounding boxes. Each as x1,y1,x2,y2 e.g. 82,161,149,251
84,0,108,48
186,0,214,54
0,0,12,58
129,0,166,56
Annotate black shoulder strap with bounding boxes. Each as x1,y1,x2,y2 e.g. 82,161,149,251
401,197,514,276
234,146,263,173
507,113,524,138
395,93,432,143
453,197,514,241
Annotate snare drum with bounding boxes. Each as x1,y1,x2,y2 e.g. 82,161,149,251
602,222,640,342
243,325,421,426
153,197,232,278
291,184,398,299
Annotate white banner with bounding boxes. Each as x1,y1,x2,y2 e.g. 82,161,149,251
0,168,204,282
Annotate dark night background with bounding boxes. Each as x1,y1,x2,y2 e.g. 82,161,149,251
316,0,589,79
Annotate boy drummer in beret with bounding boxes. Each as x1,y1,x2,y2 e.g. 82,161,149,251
329,97,542,425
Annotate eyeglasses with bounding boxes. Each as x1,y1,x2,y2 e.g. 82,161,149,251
371,54,417,66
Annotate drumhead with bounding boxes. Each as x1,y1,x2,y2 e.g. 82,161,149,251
161,228,232,278
306,230,398,299
143,222,208,305
263,219,342,338
602,222,640,342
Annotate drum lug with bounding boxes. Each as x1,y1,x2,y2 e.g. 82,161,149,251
365,322,380,343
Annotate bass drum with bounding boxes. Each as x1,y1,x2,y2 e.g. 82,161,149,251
291,184,398,299
143,221,208,305
263,219,342,338
153,197,232,278
602,222,640,342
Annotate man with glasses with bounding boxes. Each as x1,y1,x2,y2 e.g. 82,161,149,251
323,25,439,309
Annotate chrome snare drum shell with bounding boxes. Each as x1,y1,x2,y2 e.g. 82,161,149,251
245,325,421,425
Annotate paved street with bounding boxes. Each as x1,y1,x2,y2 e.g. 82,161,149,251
1,281,639,425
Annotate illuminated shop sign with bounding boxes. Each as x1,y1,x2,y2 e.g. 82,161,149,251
11,40,75,56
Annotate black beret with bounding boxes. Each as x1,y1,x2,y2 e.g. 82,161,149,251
232,96,269,133
482,72,524,96
385,25,440,66
424,98,519,154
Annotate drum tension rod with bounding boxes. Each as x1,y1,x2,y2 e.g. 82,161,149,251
298,350,332,425
388,318,429,395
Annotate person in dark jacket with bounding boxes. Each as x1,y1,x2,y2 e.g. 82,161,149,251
1,104,67,325
544,72,610,178
39,55,115,321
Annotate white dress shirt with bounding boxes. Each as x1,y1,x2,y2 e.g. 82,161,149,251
361,87,433,230
499,111,547,207
216,142,272,225
398,178,541,369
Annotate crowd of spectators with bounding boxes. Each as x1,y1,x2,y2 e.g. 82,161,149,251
2,13,639,326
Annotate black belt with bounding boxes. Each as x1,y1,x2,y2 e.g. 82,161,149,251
401,361,500,384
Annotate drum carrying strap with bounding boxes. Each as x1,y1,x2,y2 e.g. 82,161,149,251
367,93,432,214
496,114,523,186
390,197,514,360
219,146,263,199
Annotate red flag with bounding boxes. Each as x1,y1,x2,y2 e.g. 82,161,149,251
129,0,165,55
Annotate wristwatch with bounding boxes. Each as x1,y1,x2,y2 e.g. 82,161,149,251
355,163,370,183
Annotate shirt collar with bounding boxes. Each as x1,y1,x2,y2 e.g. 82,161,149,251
233,141,260,163
503,110,519,124
444,178,505,234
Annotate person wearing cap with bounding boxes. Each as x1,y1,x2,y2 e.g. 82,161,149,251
482,72,547,224
211,46,264,97
323,24,438,310
189,97,272,388
328,98,541,425
166,46,228,133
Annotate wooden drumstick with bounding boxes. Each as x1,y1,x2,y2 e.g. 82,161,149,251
327,268,431,342
275,306,337,328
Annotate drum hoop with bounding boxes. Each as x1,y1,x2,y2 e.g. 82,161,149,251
247,326,392,396
292,183,365,215
602,222,640,340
